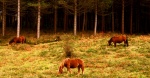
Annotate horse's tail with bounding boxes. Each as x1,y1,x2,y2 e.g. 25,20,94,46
22,36,26,43
126,37,129,46
125,36,129,46
77,59,84,74
24,37,26,43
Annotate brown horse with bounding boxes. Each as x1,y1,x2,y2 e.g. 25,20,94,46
108,35,128,47
58,58,84,75
9,36,26,44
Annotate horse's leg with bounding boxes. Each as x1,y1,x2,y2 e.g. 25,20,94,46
22,40,24,43
81,66,84,74
114,42,116,47
67,65,71,74
124,41,126,47
126,40,129,46
77,66,80,75
22,39,24,44
124,40,128,47
22,40,23,44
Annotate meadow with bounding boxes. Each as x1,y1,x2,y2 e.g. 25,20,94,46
0,32,150,78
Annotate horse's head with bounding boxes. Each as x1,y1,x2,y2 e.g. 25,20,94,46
58,66,63,74
9,40,13,44
9,37,16,44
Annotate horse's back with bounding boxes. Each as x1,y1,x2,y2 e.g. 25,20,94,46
72,58,84,67
64,58,84,68
113,35,127,41
19,36,25,40
111,36,122,43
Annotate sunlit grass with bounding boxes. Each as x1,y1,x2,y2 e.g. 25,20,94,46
0,33,150,78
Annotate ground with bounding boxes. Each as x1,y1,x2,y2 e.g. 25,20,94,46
0,32,150,78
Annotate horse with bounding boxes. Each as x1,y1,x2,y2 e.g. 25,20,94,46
108,35,128,47
9,36,26,44
58,58,84,75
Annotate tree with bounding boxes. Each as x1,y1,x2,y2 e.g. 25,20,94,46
17,0,20,37
82,8,87,33
99,0,112,32
54,3,57,34
94,0,97,36
94,0,112,35
58,0,77,35
28,0,48,39
37,0,41,39
112,1,114,32
74,0,77,35
49,0,59,33
130,0,133,34
63,8,68,32
82,1,89,33
59,0,94,35
1,0,26,37
121,0,124,34
2,0,6,36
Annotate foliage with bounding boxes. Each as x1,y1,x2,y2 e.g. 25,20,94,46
98,0,112,14
27,0,49,9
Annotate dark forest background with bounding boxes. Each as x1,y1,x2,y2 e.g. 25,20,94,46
0,0,150,37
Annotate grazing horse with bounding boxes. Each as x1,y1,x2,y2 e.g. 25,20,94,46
108,35,128,47
58,58,84,75
9,36,26,44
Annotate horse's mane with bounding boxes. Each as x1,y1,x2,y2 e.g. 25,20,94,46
60,58,70,66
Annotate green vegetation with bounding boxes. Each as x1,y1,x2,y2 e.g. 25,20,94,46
0,33,150,78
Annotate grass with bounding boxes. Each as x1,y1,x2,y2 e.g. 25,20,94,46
0,32,150,78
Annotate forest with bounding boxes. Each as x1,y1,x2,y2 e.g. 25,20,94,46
0,0,150,38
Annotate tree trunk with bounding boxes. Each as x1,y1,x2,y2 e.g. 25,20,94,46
78,13,81,31
121,0,124,34
136,0,140,33
17,0,20,37
74,0,77,36
102,13,105,32
82,9,86,32
130,0,133,34
37,0,41,39
54,6,57,34
64,8,68,32
2,0,6,36
94,0,97,36
112,1,114,32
